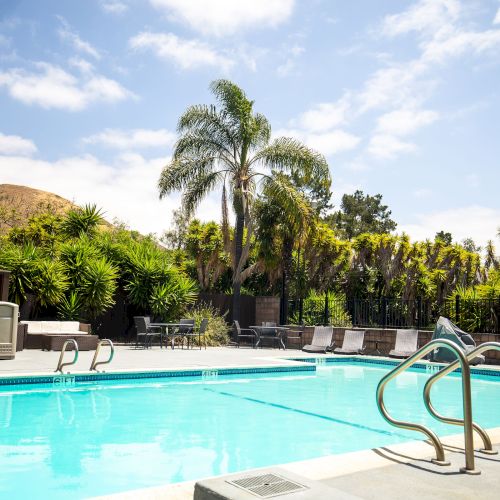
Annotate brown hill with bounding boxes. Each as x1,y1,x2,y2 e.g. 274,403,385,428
0,184,76,232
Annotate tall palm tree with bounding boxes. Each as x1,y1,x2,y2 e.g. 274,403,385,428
158,79,329,322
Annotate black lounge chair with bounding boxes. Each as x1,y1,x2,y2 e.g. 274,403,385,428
302,326,334,353
333,330,365,355
389,329,418,358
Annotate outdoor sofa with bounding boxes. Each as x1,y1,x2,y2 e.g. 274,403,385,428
21,321,98,351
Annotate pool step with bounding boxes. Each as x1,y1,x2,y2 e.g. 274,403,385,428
194,467,361,499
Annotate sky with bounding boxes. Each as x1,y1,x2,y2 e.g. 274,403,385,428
0,0,499,248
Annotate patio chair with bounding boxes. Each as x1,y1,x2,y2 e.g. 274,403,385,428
133,316,162,349
173,319,195,349
233,321,257,348
184,318,209,350
258,322,281,349
333,330,366,355
389,329,418,358
285,324,305,349
302,326,334,353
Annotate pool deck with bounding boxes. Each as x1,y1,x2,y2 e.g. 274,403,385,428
93,429,500,500
3,346,500,499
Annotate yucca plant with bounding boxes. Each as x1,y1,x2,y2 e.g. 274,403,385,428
61,204,104,238
57,291,83,321
33,260,68,307
149,275,197,320
80,258,118,318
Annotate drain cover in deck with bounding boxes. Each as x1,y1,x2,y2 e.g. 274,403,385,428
227,473,308,498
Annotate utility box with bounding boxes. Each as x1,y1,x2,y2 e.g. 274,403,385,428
0,302,18,359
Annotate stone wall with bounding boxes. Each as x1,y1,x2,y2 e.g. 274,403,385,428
298,326,500,365
255,297,281,326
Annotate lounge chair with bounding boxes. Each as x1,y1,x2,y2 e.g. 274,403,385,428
233,321,257,348
333,330,365,355
302,326,334,353
389,329,418,358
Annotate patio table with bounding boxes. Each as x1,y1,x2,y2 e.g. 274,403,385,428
249,326,289,350
149,323,188,349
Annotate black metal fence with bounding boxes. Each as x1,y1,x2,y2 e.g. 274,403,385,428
288,296,500,333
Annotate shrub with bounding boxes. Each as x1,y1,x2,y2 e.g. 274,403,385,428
185,304,230,346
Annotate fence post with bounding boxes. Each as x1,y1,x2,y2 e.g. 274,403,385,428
382,296,387,329
455,294,461,325
324,291,329,326
416,296,422,329
299,298,303,325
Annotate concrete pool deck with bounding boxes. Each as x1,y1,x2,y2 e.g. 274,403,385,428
93,429,500,500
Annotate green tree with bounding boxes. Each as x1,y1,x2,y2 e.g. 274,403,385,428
61,204,104,238
326,190,396,239
435,231,453,245
158,79,328,322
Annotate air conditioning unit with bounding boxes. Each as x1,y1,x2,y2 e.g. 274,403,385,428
0,302,19,359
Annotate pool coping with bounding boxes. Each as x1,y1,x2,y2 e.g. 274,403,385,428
91,426,500,499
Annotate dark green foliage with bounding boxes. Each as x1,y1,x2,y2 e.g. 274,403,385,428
61,204,104,238
57,292,83,321
326,190,397,239
435,231,453,245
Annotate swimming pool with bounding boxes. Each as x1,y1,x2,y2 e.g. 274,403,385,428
1,360,500,499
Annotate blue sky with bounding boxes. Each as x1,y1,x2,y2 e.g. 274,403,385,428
0,0,499,247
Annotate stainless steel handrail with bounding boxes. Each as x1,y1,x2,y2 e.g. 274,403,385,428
424,341,500,456
55,339,79,373
376,339,478,474
90,339,114,372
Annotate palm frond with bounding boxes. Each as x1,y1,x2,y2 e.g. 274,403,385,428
254,137,330,185
182,171,223,216
158,156,216,198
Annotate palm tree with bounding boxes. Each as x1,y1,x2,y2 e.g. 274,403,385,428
158,79,329,322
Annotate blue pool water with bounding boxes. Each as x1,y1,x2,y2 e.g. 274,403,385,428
1,361,500,499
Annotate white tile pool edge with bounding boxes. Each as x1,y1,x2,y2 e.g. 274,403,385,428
91,426,500,499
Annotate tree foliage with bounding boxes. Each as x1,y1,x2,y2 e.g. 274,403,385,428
326,190,396,239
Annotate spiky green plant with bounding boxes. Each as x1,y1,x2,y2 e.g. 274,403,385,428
61,204,104,238
57,291,83,321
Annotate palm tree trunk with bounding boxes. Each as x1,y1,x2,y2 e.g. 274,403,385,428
281,234,294,324
232,211,245,325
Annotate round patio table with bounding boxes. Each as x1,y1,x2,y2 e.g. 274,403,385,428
149,322,189,349
249,326,289,350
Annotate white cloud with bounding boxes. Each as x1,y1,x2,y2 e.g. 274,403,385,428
129,32,234,71
382,0,461,38
100,1,128,14
0,152,221,234
276,127,360,156
399,206,500,248
83,128,176,149
149,0,295,37
376,108,438,136
57,16,100,59
0,132,37,156
0,62,133,111
68,57,94,74
368,134,416,159
295,97,350,133
495,8,500,25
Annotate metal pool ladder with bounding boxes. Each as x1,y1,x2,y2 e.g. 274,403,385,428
90,339,114,372
376,338,479,474
55,339,79,373
424,341,500,457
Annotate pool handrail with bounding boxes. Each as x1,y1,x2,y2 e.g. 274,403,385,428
55,339,79,373
90,339,114,372
424,341,500,456
376,338,479,474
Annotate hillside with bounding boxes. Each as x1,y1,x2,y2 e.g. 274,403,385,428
0,184,76,232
